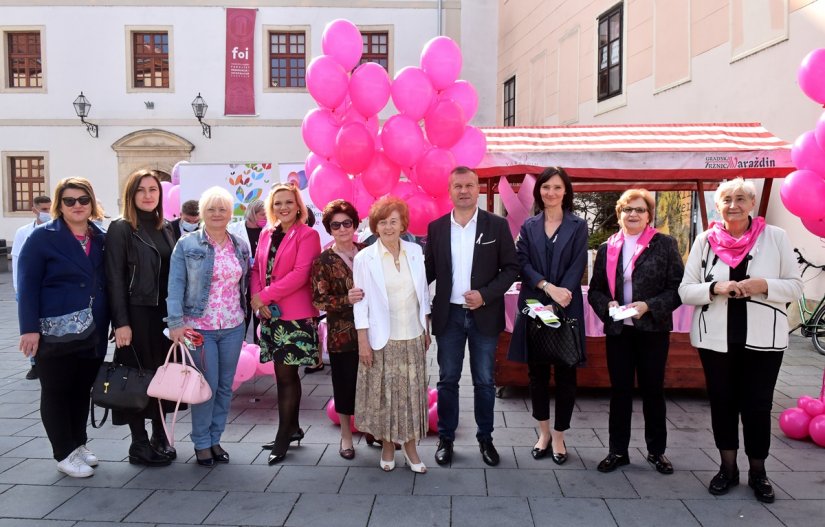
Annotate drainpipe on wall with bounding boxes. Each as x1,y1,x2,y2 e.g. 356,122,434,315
437,0,442,35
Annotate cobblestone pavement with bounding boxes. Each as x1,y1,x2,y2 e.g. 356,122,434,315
0,273,823,526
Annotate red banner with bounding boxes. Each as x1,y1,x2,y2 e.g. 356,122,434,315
225,8,256,115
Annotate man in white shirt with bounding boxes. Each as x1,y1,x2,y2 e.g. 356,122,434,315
425,167,519,466
12,195,52,380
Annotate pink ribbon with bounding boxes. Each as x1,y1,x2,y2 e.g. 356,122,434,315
499,174,536,239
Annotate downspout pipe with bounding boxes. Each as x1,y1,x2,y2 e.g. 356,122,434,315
437,0,442,35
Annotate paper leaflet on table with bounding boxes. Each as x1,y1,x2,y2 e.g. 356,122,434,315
525,299,561,328
609,305,639,321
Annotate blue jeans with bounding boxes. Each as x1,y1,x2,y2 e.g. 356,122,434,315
435,304,499,441
189,324,245,450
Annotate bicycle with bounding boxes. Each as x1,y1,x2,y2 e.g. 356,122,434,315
790,248,825,355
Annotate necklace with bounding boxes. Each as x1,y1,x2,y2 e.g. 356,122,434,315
76,233,90,251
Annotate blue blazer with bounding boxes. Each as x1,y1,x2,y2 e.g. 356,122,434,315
507,211,588,364
17,218,110,358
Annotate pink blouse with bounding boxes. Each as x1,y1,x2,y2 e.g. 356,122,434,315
184,232,245,330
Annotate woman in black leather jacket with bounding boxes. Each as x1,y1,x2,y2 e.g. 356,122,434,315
105,169,177,467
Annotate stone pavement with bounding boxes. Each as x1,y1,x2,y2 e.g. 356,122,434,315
0,273,823,527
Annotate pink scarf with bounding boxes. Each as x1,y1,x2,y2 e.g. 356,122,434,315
707,216,765,268
605,225,657,299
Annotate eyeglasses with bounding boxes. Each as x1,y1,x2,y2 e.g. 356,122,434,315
330,220,354,230
621,207,648,215
61,196,92,207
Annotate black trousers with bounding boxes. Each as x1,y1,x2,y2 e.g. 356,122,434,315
329,351,358,415
606,326,670,455
38,351,103,461
699,345,783,460
528,361,577,431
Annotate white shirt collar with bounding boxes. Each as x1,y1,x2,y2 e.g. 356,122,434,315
450,207,479,227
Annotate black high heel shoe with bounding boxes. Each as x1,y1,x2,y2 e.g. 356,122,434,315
551,441,568,465
211,444,229,463
194,447,215,467
262,428,304,450
268,450,287,465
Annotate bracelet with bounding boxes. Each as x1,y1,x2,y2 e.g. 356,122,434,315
709,281,718,296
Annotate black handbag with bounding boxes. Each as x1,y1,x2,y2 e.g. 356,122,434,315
90,346,154,428
524,303,584,367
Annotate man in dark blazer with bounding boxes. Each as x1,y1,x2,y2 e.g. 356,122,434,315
425,166,519,466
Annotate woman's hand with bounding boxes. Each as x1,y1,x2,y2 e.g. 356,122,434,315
169,327,191,345
737,278,768,297
424,333,432,351
628,301,649,319
114,326,132,348
547,284,573,308
358,341,373,368
608,300,620,310
251,294,271,319
19,333,39,358
714,281,743,298
348,287,364,304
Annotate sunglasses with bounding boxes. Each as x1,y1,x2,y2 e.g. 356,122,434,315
621,207,648,215
61,196,92,207
330,220,354,230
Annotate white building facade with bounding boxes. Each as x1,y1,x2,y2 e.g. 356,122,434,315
0,0,498,240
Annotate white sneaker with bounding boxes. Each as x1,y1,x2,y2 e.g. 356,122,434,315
56,450,94,478
75,445,98,467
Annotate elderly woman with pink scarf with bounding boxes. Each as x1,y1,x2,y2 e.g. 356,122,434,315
588,188,684,476
679,178,801,504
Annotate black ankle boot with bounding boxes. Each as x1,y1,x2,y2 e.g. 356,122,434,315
150,433,177,460
129,439,172,467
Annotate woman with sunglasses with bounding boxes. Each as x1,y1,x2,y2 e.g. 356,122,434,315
17,178,110,478
309,200,365,459
588,189,684,475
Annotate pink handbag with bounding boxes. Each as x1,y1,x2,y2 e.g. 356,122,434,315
147,343,213,446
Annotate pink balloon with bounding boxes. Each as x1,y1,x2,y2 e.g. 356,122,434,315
256,358,274,376
361,150,401,198
306,55,349,109
389,179,417,200
780,170,825,219
350,62,391,117
306,152,325,178
428,403,438,433
427,387,438,407
302,108,342,159
309,164,354,209
779,407,812,440
415,148,455,197
802,215,825,238
331,96,352,125
797,48,825,105
804,399,825,417
420,36,462,90
321,19,363,71
352,176,376,220
381,114,428,168
234,348,257,384
809,414,825,447
435,193,453,216
815,111,825,152
232,379,243,391
406,191,439,236
449,126,487,168
441,80,479,122
791,131,825,174
165,185,181,220
335,122,375,175
391,67,436,121
425,99,466,148
326,398,341,425
798,395,816,408
170,160,188,185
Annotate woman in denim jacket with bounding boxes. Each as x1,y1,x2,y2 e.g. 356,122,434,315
166,186,250,467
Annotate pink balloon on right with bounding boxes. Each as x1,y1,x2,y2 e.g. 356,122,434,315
450,126,487,168
802,215,825,238
428,403,439,433
420,36,462,90
797,48,825,105
780,169,825,219
391,66,436,121
441,80,479,122
415,148,456,197
791,131,825,175
779,407,811,440
809,414,825,447
321,19,363,72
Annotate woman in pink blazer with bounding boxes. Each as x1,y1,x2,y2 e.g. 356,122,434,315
250,182,321,465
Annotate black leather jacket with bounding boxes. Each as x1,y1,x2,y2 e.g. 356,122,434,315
105,217,176,328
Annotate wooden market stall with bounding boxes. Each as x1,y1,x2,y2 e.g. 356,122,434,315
473,123,794,389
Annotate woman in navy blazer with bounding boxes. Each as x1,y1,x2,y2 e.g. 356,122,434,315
18,178,110,478
508,167,588,465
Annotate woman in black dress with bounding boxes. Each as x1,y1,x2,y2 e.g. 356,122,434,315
105,169,177,467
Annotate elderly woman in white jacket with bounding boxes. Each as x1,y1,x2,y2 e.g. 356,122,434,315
352,196,431,474
679,178,802,504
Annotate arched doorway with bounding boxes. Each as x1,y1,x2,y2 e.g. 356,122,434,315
111,129,194,207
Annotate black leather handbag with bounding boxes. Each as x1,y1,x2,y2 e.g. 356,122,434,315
525,304,584,367
90,346,154,428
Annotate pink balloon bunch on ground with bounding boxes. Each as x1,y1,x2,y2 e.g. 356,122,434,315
231,342,275,391
778,369,825,447
302,20,487,234
325,387,440,434
781,48,825,237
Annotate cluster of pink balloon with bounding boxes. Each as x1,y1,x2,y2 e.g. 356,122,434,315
158,160,190,220
325,387,439,433
781,48,825,238
302,19,487,236
778,394,825,447
231,342,275,391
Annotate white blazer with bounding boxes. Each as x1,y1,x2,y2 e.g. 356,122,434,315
353,239,431,350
